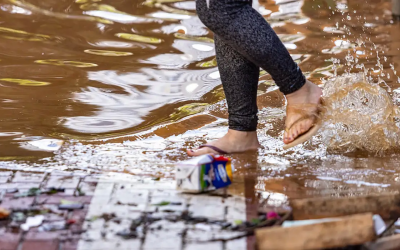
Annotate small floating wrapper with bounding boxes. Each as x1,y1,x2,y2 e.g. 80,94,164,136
175,154,234,193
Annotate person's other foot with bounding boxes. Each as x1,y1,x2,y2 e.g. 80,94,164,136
283,80,323,144
187,130,260,156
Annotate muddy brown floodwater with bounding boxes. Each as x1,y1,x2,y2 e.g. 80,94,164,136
1,0,400,216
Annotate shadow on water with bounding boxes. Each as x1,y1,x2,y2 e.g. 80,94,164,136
1,0,400,210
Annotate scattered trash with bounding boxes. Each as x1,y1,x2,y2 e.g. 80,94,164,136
116,229,137,239
66,219,76,225
58,199,84,210
176,154,234,192
100,213,116,221
116,201,137,206
39,221,66,231
11,212,25,222
152,201,182,206
58,203,84,210
129,217,143,231
45,187,65,194
266,211,280,220
0,207,10,219
21,215,44,231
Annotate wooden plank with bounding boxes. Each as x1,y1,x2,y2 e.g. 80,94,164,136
255,213,376,250
364,234,400,250
290,193,400,220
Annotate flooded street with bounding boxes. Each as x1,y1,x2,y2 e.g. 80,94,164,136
1,0,400,248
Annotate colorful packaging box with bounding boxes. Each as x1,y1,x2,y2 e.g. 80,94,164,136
175,154,234,193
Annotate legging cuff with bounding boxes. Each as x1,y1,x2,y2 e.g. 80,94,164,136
228,114,258,131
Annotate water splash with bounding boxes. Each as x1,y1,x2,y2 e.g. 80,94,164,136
321,73,400,153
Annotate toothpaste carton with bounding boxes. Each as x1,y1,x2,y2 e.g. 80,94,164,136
175,154,234,193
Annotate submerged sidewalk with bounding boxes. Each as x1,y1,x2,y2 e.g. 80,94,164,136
0,169,253,250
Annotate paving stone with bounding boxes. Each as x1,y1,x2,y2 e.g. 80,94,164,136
61,239,79,250
111,187,149,207
0,196,34,210
35,195,92,205
22,232,59,250
86,203,143,220
39,206,66,221
90,182,114,198
0,232,21,250
184,242,223,250
81,218,105,241
148,220,186,231
45,175,80,190
105,187,149,213
224,196,246,223
150,195,187,213
129,180,175,191
187,195,225,220
13,172,46,183
143,229,183,250
70,209,88,224
104,219,139,240
225,238,247,250
47,170,73,176
0,182,40,190
189,195,225,206
77,239,141,250
82,175,102,183
188,204,225,221
78,181,97,196
0,171,12,184
186,229,244,242
1,170,252,250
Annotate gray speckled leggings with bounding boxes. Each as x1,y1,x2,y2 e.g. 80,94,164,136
196,0,306,131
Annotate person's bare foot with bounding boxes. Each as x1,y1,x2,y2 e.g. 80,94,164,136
187,130,260,156
283,80,323,144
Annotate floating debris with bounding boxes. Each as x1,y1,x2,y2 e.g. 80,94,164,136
26,139,64,151
0,26,62,42
196,57,217,68
35,59,98,68
84,49,133,56
173,33,214,43
115,33,163,44
0,78,51,86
